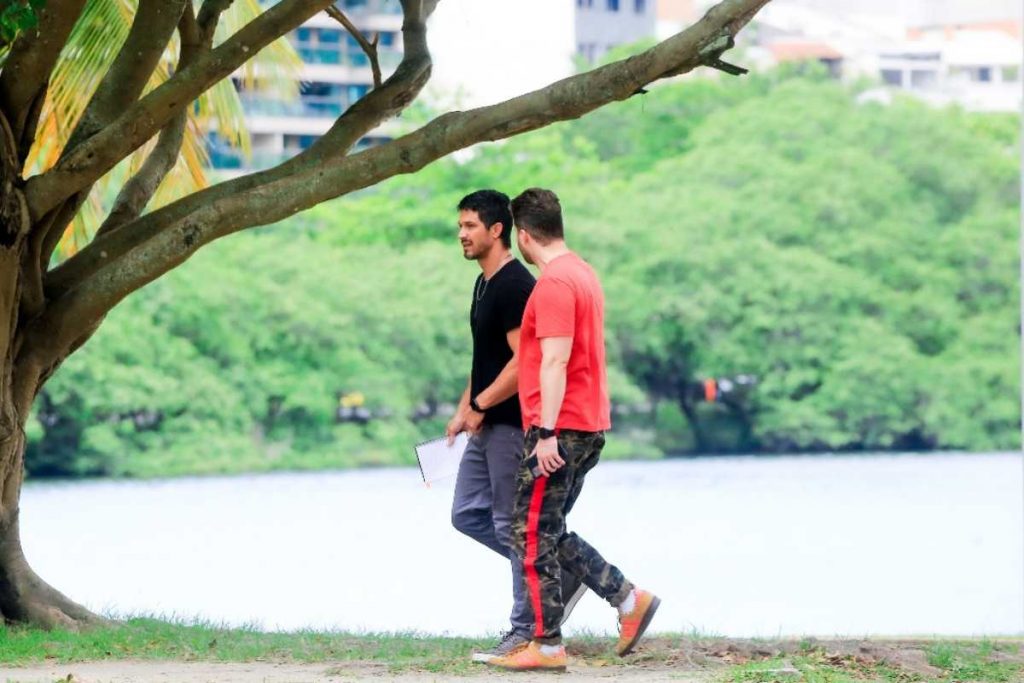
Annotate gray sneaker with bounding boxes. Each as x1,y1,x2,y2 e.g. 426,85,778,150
471,630,531,663
560,575,588,627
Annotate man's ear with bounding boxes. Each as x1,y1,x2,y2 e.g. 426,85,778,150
490,222,504,241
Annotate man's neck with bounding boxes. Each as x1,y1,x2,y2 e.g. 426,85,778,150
534,242,571,272
479,246,513,279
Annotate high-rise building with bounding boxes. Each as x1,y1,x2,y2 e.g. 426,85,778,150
210,0,404,170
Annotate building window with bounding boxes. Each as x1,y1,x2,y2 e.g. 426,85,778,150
1003,65,1020,82
909,69,937,89
880,69,903,87
283,134,319,152
634,0,646,12
347,84,369,103
607,0,619,11
976,66,992,82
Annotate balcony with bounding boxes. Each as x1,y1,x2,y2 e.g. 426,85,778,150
240,92,370,119
292,41,403,69
259,0,401,14
336,0,402,15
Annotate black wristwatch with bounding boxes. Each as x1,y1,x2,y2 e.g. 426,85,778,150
537,427,557,440
469,397,484,413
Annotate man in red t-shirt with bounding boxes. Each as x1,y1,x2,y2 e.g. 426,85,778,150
487,188,660,673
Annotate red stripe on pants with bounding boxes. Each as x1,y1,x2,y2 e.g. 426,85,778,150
524,475,548,638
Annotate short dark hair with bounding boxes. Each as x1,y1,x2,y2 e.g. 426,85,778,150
510,188,564,243
457,189,513,248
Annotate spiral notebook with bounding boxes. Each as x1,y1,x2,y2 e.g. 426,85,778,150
414,432,468,485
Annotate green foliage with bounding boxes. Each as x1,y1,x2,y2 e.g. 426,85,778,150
26,69,1021,477
0,0,43,44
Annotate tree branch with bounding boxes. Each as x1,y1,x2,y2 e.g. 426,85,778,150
46,0,436,294
325,6,381,88
38,0,769,363
23,0,336,223
197,0,235,43
96,9,205,237
0,0,88,164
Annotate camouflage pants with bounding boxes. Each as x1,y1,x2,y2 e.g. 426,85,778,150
510,427,633,644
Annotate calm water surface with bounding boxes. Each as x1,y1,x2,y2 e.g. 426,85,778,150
23,453,1023,637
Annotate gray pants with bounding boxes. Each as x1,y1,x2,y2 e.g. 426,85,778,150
451,424,532,636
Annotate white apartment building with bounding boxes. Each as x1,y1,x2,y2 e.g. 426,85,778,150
210,0,404,170
874,28,1021,112
737,0,1022,112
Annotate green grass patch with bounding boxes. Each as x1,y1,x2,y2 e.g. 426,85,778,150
726,640,1024,683
0,617,495,673
926,640,1021,682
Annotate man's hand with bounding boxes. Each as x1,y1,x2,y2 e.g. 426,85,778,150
464,407,485,435
532,436,564,476
445,412,466,446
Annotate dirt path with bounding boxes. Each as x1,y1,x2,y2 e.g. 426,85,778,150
1,638,1020,682
0,660,708,682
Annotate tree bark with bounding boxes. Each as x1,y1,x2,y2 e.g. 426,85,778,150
679,398,711,453
0,109,99,628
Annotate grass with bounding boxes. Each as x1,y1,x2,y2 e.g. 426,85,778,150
0,619,1020,680
924,641,1021,682
0,618,496,673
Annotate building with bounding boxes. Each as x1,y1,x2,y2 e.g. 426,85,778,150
210,0,404,170
873,25,1022,112
736,0,1022,112
575,0,657,64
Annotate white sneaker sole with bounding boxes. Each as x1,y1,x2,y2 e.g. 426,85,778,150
471,652,496,663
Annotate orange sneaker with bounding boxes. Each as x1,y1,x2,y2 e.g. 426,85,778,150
486,640,567,672
616,588,661,656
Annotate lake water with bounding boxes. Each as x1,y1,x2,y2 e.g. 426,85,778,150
22,452,1023,637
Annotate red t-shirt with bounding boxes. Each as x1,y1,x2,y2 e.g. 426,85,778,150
518,252,611,433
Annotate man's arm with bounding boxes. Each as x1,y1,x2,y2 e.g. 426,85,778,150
533,335,573,475
463,328,521,434
474,328,521,410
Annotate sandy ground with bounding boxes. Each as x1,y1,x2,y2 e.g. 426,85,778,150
0,660,709,683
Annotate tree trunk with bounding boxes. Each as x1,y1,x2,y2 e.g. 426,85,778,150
0,115,101,629
680,398,711,453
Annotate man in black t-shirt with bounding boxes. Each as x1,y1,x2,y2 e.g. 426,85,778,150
448,190,583,663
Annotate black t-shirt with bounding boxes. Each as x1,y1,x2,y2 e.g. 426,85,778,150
470,259,535,427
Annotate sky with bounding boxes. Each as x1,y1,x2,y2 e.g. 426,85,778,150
425,0,577,109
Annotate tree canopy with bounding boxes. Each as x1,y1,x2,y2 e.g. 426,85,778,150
27,67,1020,478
